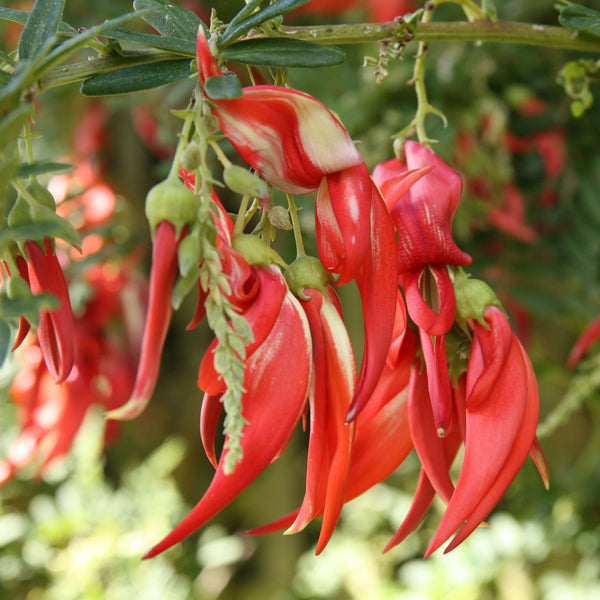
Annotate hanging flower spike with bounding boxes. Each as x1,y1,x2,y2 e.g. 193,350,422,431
425,305,544,556
18,238,76,383
1,263,141,484
316,164,399,421
197,29,363,195
143,266,312,559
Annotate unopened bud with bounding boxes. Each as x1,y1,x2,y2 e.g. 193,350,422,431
285,255,334,299
145,178,198,237
454,269,504,333
177,233,202,277
180,142,202,171
232,233,286,269
223,165,268,200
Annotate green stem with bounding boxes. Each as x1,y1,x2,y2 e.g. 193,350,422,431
276,21,600,53
286,194,305,258
233,194,252,237
40,51,179,91
167,107,195,180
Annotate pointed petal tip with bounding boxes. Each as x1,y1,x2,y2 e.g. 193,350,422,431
105,396,148,421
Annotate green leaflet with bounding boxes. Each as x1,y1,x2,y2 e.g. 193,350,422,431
18,0,66,61
221,38,345,68
81,59,193,96
559,4,600,38
219,0,312,48
103,29,196,56
15,162,73,179
133,0,206,39
204,74,243,100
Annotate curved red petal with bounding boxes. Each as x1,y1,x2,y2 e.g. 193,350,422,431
346,180,398,421
143,293,311,559
107,221,178,420
200,393,223,469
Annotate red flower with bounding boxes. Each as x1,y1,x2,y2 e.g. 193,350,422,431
373,142,472,434
197,29,363,195
423,305,546,555
316,163,399,420
0,265,142,484
108,220,181,420
15,238,76,383
143,258,312,559
197,29,398,421
287,287,357,554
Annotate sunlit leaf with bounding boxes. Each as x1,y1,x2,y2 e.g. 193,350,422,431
221,38,345,68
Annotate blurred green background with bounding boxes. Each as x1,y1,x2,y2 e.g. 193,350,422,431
2,1,600,598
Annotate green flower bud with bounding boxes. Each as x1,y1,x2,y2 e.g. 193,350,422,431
177,233,202,277
454,269,504,333
145,178,198,237
285,255,334,299
223,165,268,200
180,142,202,171
232,233,286,269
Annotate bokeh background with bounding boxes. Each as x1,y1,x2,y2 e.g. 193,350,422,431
1,1,600,598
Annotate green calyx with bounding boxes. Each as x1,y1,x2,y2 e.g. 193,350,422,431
232,233,286,269
454,268,504,334
145,178,198,238
284,255,334,300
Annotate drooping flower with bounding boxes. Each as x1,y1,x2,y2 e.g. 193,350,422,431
15,238,76,383
108,176,198,420
0,264,143,484
286,286,357,554
424,304,547,555
143,250,312,559
246,293,416,543
373,141,472,434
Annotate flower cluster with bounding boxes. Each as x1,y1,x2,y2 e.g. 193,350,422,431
124,28,548,559
0,110,145,484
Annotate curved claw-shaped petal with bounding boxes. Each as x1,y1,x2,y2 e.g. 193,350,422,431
24,239,75,383
440,339,540,554
107,221,179,420
143,292,311,559
347,180,399,422
408,366,455,503
425,307,535,556
200,393,223,469
315,164,372,285
290,291,356,554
